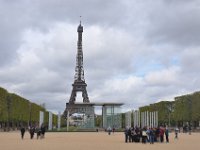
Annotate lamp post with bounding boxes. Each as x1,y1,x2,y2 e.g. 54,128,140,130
188,97,192,135
29,102,32,127
6,95,12,131
167,103,173,128
66,110,69,132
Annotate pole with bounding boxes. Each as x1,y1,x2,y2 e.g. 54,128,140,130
67,110,69,132
138,111,140,128
147,111,149,127
156,111,158,127
188,98,192,135
150,112,152,128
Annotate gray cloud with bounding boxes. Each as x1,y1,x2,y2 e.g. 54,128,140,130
145,0,200,47
0,0,200,113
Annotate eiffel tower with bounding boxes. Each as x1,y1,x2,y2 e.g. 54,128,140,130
64,21,123,130
68,21,90,104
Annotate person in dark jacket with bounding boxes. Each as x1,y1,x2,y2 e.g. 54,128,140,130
35,125,41,139
124,127,129,143
40,124,46,139
29,126,35,139
165,127,169,143
149,128,154,144
20,126,25,139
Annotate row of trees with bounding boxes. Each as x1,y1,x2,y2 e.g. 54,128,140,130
139,91,200,127
0,87,58,130
1,86,200,130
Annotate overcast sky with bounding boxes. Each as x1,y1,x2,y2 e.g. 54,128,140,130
1,0,200,114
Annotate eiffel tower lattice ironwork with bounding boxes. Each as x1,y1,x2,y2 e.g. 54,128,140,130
68,22,90,104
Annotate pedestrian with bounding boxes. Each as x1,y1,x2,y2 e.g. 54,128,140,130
107,126,111,135
20,126,25,139
128,127,132,142
112,127,115,134
165,127,169,143
159,127,164,143
155,127,160,142
142,128,147,144
189,125,192,135
131,128,135,142
124,127,129,143
29,126,35,139
175,127,179,139
149,128,155,144
35,125,41,139
40,124,46,139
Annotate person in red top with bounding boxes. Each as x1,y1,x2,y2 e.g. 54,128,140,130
159,127,165,143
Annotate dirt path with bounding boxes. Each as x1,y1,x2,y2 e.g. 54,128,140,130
0,132,199,150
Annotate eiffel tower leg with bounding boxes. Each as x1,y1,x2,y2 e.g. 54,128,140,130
69,90,76,104
82,88,89,103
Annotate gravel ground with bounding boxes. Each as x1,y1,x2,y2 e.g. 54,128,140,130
0,131,199,150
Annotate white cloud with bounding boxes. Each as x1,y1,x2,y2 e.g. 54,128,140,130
144,67,180,87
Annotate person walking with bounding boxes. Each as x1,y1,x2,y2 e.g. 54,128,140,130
175,127,179,139
112,127,115,134
107,126,111,135
29,126,35,139
35,125,41,139
128,127,132,142
20,126,25,139
124,127,129,143
40,124,46,139
165,127,169,143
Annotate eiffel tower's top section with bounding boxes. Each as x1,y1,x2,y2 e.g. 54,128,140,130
77,22,83,32
77,16,83,32
74,21,85,82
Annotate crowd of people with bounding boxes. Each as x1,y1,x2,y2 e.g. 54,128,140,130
20,124,46,140
19,123,180,143
124,126,173,144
